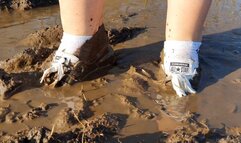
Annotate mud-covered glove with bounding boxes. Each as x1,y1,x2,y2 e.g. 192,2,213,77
40,50,79,86
162,41,201,97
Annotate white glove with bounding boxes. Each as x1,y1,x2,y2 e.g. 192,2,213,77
162,41,201,97
40,50,79,86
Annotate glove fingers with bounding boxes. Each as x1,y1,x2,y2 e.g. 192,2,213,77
171,75,186,97
57,64,65,81
40,67,57,83
184,78,196,94
171,74,196,97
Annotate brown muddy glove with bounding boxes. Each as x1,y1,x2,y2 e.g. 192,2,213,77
40,50,79,86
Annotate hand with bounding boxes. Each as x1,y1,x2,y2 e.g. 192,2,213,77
162,46,199,97
40,50,79,87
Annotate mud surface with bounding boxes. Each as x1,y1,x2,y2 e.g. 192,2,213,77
0,0,241,142
0,113,120,143
0,0,58,11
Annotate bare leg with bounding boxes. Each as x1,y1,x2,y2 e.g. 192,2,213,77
166,0,212,41
59,0,104,35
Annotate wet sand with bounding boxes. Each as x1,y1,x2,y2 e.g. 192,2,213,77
0,0,241,142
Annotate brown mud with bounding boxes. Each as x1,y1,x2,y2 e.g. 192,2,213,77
0,0,58,11
0,0,241,142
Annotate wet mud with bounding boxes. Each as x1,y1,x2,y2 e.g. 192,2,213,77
0,0,241,142
0,0,58,11
0,24,147,99
0,113,120,143
0,46,55,99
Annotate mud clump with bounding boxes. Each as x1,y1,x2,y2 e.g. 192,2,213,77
0,47,55,73
165,113,241,143
5,111,22,123
0,26,67,99
0,105,22,123
0,70,23,100
23,103,58,120
0,106,11,123
0,0,58,11
54,99,94,132
0,113,120,143
79,113,119,143
54,108,81,132
20,25,63,49
21,25,147,47
0,44,56,99
1,127,52,143
54,113,120,143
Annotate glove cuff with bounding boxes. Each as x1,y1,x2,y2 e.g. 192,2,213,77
163,40,201,78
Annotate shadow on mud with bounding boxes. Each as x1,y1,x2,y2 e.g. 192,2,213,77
119,132,167,143
1,27,241,100
0,69,42,99
114,27,241,93
198,28,241,92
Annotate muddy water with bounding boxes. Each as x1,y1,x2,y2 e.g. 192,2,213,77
0,0,241,142
0,5,60,60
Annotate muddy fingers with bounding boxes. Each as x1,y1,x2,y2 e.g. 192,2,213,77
171,74,196,97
